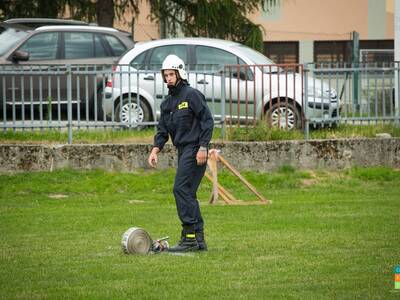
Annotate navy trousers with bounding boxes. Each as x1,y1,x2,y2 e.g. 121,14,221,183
173,145,206,232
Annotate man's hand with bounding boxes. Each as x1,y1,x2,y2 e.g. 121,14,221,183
148,147,160,168
196,149,207,165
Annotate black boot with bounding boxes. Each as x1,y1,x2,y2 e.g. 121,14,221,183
195,230,208,251
168,227,199,252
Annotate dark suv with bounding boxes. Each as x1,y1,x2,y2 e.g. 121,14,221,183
0,23,134,120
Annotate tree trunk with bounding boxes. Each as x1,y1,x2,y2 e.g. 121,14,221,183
96,0,115,27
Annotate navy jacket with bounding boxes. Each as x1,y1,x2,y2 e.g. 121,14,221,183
154,81,214,150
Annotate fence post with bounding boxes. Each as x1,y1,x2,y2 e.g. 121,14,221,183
67,64,73,144
396,62,400,124
220,67,226,140
303,65,310,139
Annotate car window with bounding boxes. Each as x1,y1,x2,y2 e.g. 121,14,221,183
64,32,94,59
130,50,147,69
195,46,238,71
103,34,126,56
195,46,254,80
0,27,29,56
18,32,59,60
148,45,187,70
94,34,108,57
236,57,254,80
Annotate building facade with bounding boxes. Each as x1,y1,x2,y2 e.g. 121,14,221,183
114,0,394,65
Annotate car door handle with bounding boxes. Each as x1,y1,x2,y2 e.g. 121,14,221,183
144,75,154,81
197,79,208,84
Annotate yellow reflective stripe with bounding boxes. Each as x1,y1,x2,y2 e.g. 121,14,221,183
178,101,188,109
186,234,195,238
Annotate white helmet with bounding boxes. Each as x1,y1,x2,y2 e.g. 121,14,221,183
161,54,187,82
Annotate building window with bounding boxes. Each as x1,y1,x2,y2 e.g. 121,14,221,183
360,40,394,65
314,41,352,65
359,39,394,50
263,41,299,64
314,39,394,66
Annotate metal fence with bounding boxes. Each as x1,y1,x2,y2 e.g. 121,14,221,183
0,64,226,144
304,62,400,138
1,62,399,143
1,64,128,144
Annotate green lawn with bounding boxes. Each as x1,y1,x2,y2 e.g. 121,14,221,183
0,167,399,299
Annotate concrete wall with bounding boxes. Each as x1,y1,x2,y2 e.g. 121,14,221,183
299,40,314,65
1,139,399,173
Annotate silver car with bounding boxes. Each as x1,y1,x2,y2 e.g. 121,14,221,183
0,23,134,118
103,38,338,129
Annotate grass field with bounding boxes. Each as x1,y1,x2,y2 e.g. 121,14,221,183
0,167,399,299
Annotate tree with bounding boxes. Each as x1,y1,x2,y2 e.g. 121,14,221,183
0,0,63,20
147,0,280,51
97,0,114,27
0,0,279,51
0,0,138,36
0,0,96,22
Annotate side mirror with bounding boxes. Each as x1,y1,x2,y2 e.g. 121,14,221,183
12,50,29,62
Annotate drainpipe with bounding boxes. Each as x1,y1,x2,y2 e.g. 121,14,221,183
352,31,360,110
395,0,400,123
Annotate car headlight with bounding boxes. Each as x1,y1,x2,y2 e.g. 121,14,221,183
308,88,337,101
328,89,337,99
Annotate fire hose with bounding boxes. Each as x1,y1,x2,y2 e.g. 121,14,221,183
121,227,169,254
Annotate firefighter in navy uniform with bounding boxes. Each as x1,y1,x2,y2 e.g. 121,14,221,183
147,54,214,252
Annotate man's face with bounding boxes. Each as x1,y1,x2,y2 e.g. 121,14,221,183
163,69,178,86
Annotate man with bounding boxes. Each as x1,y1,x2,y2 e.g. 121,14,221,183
147,54,214,252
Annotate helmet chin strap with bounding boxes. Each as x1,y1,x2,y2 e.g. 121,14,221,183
175,70,181,85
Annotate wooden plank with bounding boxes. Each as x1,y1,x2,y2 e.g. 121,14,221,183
218,154,270,204
216,182,237,202
204,172,235,204
217,188,236,204
207,151,219,204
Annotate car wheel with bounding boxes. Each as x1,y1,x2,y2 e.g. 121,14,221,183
116,97,151,128
265,101,302,130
